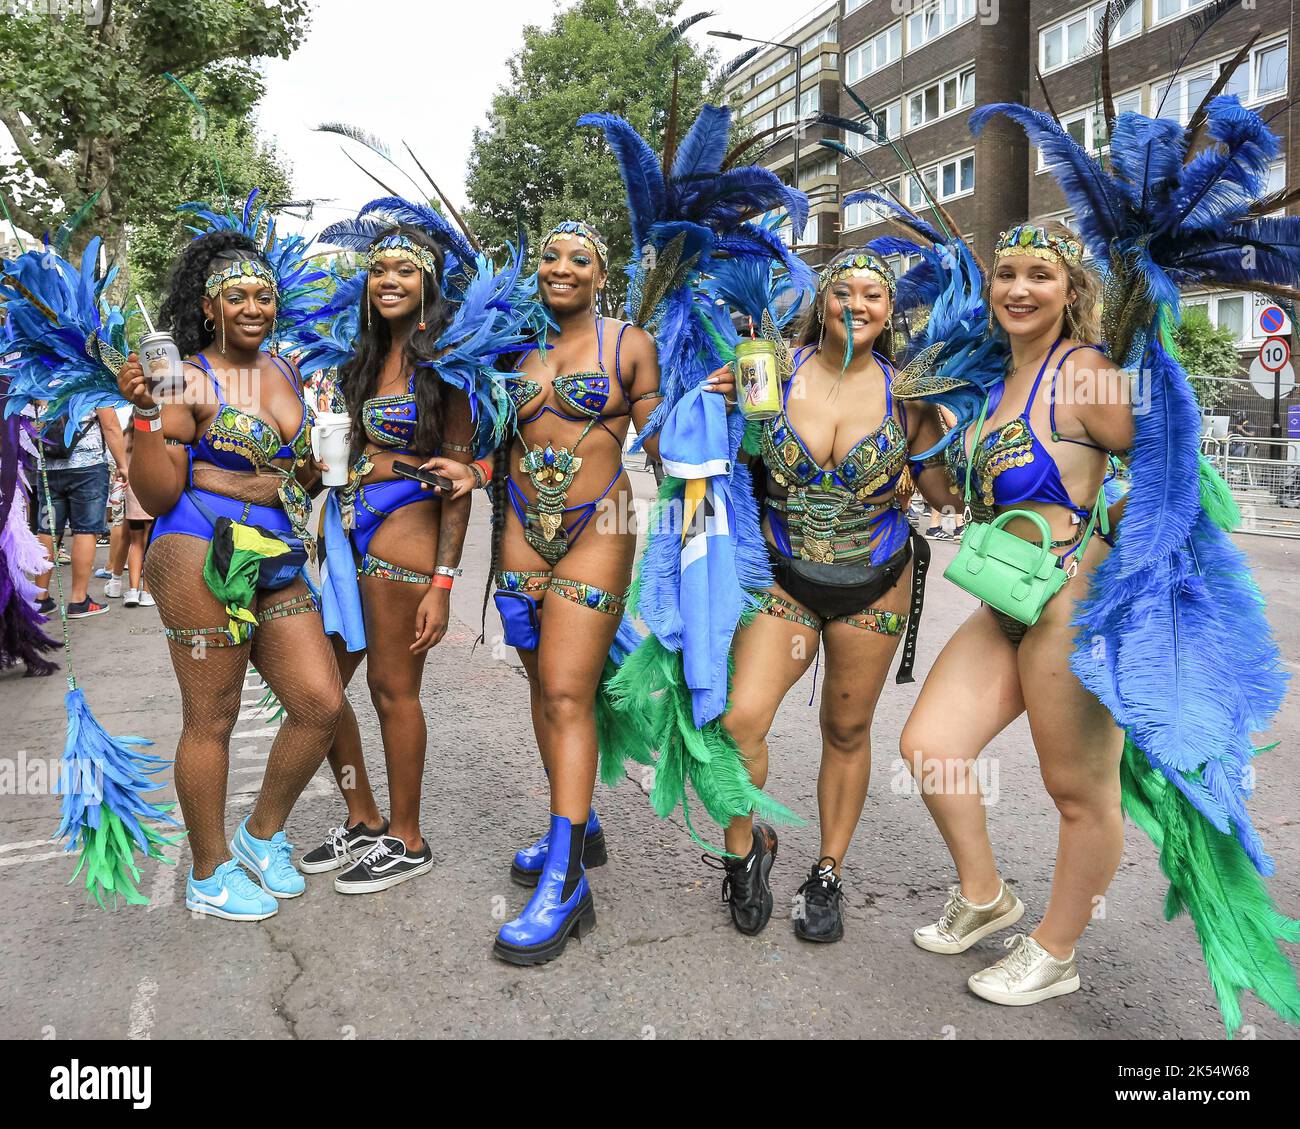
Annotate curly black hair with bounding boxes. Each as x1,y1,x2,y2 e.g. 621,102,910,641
159,231,272,357
337,224,454,459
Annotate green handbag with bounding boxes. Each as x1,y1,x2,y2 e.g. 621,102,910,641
943,396,1109,626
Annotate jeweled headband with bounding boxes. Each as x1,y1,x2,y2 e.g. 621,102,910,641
542,221,608,266
817,249,896,299
365,233,440,276
204,259,277,298
994,224,1083,266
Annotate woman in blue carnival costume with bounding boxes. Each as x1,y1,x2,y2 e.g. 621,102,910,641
685,246,961,944
429,215,662,965
890,7,1298,1029
296,198,524,895
115,192,345,922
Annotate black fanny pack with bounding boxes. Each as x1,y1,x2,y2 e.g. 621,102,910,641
768,540,912,621
765,527,931,684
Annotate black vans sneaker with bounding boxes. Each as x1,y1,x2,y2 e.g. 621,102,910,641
333,834,433,894
300,819,389,874
794,856,844,943
705,822,778,936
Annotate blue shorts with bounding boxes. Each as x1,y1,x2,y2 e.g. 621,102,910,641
34,464,111,537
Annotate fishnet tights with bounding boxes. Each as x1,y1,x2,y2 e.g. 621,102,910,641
145,533,344,878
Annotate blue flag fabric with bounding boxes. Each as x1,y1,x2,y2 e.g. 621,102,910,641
659,385,740,727
320,490,366,652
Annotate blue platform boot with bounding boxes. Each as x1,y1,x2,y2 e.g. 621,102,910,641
494,813,596,965
510,807,607,887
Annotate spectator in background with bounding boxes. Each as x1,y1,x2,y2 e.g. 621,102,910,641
1228,410,1253,459
33,404,127,618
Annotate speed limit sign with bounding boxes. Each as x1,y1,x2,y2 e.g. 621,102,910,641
1259,336,1291,372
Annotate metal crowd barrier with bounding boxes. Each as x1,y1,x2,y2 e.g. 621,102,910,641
1201,435,1300,538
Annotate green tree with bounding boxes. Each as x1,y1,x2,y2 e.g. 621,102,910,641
1175,308,1244,413
464,0,715,303
125,64,293,308
0,0,309,261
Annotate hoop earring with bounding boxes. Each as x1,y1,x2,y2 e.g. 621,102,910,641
203,317,215,332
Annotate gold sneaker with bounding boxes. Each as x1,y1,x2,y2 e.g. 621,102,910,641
967,933,1080,1006
913,882,1024,954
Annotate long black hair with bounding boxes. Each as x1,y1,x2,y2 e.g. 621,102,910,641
160,231,270,357
337,224,454,459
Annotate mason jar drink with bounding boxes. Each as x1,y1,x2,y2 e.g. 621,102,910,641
735,338,781,420
139,331,183,398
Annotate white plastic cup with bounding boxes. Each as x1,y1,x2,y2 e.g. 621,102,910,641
310,413,352,487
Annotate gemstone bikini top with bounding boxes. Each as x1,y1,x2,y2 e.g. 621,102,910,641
190,354,313,472
505,316,632,425
760,347,909,502
361,374,417,451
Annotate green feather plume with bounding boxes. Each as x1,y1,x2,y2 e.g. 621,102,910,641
1121,736,1300,1034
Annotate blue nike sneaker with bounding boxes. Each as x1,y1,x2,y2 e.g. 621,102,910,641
185,860,278,921
230,816,306,899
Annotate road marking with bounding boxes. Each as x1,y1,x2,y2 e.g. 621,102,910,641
146,853,182,912
128,976,157,1040
233,726,279,740
0,850,66,868
0,839,50,854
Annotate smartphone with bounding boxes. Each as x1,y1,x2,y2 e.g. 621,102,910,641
392,461,454,493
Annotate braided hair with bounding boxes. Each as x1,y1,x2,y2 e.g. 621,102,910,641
337,224,454,460
160,231,269,357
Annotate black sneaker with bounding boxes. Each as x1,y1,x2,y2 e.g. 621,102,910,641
705,822,777,936
300,819,389,874
794,856,845,943
333,834,432,894
66,597,109,619
37,597,55,615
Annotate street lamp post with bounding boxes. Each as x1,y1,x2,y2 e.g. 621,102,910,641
709,29,803,194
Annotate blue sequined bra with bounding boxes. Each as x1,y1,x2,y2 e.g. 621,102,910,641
505,316,632,424
190,353,313,472
361,375,418,452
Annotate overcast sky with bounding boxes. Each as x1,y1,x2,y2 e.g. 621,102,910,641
257,0,829,234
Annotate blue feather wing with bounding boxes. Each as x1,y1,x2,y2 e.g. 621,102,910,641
577,113,666,248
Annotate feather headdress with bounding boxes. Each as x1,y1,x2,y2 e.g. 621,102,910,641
179,189,328,347
319,195,476,296
975,8,1298,1030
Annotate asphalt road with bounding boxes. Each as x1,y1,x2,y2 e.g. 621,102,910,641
2,474,1297,1040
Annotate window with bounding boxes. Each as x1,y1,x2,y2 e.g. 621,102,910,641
843,181,902,230
776,100,796,126
748,56,789,91
906,65,975,130
1155,0,1213,25
743,84,776,115
799,87,819,117
801,56,830,82
799,157,836,186
845,0,871,12
1037,90,1140,169
778,74,796,94
906,152,974,204
843,102,900,154
906,0,976,54
801,214,819,246
1040,2,1141,74
751,111,774,133
798,23,837,53
1183,292,1249,342
845,23,901,83
1154,40,1288,123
